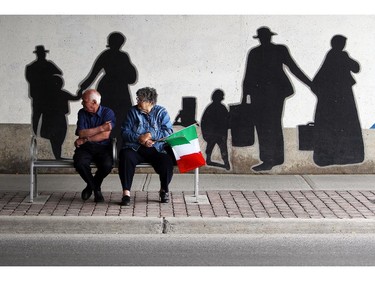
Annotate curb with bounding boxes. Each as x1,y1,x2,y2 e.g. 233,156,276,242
0,217,163,234
2,217,375,234
165,217,375,234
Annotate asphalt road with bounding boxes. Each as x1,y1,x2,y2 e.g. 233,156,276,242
2,233,375,266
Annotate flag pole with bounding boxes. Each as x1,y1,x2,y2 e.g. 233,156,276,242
194,168,199,199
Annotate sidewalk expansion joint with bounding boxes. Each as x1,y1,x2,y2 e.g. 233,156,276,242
162,217,170,234
301,175,316,190
142,174,151,191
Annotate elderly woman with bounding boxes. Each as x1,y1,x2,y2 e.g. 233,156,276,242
118,87,174,206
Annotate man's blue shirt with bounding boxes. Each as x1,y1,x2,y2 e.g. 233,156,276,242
76,105,116,145
121,105,173,152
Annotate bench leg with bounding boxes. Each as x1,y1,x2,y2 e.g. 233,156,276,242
29,166,38,203
34,169,38,198
30,165,34,203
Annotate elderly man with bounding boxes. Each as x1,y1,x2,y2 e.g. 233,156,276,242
73,89,116,202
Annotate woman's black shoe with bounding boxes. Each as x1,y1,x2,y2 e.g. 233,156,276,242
120,195,131,206
160,192,169,203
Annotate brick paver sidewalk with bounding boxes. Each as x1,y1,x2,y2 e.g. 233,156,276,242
1,190,375,219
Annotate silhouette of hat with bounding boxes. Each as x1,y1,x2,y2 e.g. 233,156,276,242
33,45,49,53
253,27,277,38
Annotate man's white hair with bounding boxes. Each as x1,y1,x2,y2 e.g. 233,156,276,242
87,90,101,104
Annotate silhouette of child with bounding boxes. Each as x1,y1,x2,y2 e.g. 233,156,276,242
41,75,81,159
201,89,230,170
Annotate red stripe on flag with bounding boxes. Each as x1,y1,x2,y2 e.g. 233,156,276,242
176,152,206,173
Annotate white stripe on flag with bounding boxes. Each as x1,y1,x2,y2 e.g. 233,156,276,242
171,139,200,161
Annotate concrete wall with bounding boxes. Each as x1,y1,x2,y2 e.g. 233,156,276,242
2,15,375,127
1,15,375,174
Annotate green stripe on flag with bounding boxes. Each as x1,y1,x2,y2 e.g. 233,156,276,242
166,124,198,143
165,136,190,147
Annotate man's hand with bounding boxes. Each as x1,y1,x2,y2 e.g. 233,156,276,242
74,138,86,148
101,121,112,132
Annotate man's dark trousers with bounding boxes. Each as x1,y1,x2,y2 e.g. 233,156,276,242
73,142,113,191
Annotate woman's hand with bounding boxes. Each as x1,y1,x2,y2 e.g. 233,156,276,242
144,139,155,147
138,132,152,144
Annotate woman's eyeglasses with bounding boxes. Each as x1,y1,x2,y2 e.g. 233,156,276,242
137,98,150,103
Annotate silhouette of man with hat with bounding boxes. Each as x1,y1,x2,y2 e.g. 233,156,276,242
241,27,312,171
26,45,63,136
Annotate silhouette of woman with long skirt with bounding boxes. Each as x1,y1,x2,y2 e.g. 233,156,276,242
78,32,137,147
312,35,364,166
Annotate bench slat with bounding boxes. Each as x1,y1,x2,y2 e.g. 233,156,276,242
33,159,152,168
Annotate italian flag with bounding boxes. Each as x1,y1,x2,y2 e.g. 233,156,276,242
165,125,206,173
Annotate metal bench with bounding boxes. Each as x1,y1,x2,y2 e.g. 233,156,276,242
29,136,200,203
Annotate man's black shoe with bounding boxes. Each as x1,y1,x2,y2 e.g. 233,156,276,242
81,186,92,201
160,191,169,203
120,195,131,206
94,191,104,203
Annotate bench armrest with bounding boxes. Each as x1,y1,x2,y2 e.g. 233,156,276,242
30,135,38,162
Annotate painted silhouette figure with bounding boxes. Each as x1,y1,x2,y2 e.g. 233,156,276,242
25,45,62,135
201,89,230,170
312,35,364,166
242,27,312,172
41,75,81,159
78,31,137,147
173,97,198,127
